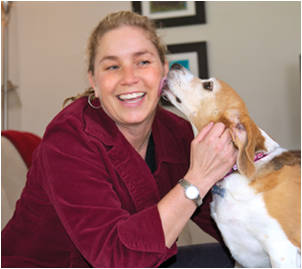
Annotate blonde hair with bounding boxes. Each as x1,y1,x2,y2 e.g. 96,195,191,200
63,10,167,108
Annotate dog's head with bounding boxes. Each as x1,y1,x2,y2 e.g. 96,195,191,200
162,63,266,180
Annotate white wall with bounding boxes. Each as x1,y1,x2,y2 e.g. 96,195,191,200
3,1,301,150
4,1,131,134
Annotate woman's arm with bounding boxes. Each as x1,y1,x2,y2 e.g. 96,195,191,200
38,118,176,268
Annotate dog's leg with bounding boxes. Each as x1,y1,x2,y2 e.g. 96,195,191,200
297,249,301,268
268,243,300,268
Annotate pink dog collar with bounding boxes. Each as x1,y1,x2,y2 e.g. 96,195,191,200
222,152,269,181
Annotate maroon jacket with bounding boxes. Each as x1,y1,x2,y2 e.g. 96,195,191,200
2,97,222,267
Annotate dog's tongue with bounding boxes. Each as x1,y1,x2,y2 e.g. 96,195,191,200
158,77,167,97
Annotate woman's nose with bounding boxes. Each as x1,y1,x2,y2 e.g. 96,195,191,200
120,67,139,86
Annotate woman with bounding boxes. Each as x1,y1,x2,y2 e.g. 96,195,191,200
2,11,237,267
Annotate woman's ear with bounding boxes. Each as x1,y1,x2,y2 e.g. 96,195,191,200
88,72,99,98
164,60,169,76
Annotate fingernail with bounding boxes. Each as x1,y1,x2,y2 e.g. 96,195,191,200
207,121,214,127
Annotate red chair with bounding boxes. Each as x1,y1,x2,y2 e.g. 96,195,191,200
1,130,41,230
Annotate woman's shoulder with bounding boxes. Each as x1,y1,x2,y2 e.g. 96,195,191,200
42,97,115,145
44,97,89,136
59,97,89,119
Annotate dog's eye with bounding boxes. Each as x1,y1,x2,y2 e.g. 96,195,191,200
176,96,182,103
203,81,213,91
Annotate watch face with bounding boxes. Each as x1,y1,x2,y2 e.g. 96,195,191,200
186,186,199,199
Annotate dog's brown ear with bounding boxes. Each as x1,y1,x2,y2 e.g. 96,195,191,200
228,113,259,180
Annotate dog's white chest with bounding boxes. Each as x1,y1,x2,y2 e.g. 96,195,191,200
210,173,300,268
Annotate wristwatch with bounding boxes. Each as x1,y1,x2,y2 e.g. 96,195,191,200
179,178,203,207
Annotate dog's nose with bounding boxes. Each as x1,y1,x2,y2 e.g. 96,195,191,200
170,63,182,70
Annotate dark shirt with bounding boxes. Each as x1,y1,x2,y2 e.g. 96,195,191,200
145,133,156,174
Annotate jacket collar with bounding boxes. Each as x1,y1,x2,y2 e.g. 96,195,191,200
84,101,185,166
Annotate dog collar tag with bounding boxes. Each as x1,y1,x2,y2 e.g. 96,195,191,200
212,184,226,198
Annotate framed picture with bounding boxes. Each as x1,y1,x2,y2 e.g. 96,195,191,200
161,41,208,106
132,1,206,27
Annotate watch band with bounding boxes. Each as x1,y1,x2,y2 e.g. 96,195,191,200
179,178,203,207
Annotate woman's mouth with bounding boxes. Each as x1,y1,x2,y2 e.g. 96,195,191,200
117,92,146,103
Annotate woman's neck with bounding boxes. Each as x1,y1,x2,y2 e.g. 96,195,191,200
116,120,153,159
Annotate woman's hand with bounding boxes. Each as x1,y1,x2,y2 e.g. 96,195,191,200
185,122,238,196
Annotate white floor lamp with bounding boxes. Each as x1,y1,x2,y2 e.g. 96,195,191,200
1,1,13,130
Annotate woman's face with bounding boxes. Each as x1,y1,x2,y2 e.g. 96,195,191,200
89,25,168,128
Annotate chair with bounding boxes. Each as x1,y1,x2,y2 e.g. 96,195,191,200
1,130,41,230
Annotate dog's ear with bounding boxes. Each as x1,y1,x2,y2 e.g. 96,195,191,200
225,110,259,180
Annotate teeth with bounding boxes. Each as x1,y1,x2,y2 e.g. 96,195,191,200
119,92,145,100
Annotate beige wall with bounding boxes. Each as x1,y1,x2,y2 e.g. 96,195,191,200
3,1,301,150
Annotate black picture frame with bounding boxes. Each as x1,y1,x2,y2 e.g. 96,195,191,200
160,41,208,106
132,1,206,27
167,41,208,78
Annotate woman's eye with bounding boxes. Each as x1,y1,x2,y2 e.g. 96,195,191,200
106,65,119,70
139,60,150,65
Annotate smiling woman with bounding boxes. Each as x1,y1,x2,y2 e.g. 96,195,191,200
88,25,168,138
2,10,236,268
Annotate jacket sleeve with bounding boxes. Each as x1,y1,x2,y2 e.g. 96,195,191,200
35,116,177,268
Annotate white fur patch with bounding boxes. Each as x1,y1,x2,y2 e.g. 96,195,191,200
211,173,300,268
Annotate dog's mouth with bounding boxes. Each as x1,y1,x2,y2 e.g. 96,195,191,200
158,77,169,97
159,76,172,97
160,77,182,104
160,78,171,101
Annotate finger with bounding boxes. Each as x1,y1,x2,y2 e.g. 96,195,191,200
219,128,232,144
194,121,215,144
220,129,237,154
228,138,238,162
206,122,226,139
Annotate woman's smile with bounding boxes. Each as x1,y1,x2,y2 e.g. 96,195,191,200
117,92,146,104
88,25,168,127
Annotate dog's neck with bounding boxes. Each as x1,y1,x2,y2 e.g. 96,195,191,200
219,151,270,182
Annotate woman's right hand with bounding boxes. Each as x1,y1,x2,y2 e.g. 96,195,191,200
184,122,238,196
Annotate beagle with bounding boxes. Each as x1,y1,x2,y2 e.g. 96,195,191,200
162,63,301,268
